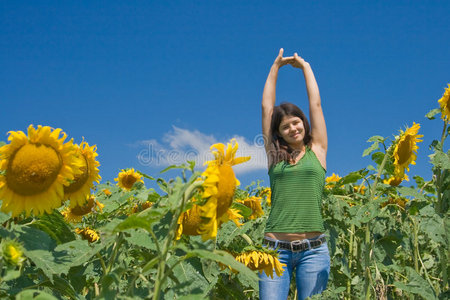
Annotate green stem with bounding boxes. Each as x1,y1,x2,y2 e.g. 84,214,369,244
152,180,203,300
440,119,448,150
241,233,253,246
346,224,355,300
410,217,419,273
96,252,107,274
436,120,449,290
364,150,390,300
364,224,371,300
106,233,124,274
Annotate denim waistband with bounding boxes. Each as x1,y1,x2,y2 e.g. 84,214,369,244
263,234,326,252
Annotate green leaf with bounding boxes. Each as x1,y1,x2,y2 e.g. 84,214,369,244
371,151,386,165
137,170,155,180
341,171,363,185
160,163,196,174
0,211,11,223
170,257,211,297
367,135,385,143
24,249,70,279
176,246,258,283
14,224,57,251
231,202,253,217
15,290,59,300
397,186,427,201
2,269,21,281
362,141,379,157
39,276,78,299
31,210,76,244
54,239,99,267
126,229,157,250
430,150,450,170
394,267,437,299
113,209,164,233
419,214,446,244
425,108,441,120
177,295,205,300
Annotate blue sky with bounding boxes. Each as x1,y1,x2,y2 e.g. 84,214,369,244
1,1,449,190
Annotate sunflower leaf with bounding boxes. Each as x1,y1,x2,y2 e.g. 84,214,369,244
394,267,437,299
341,171,363,185
31,210,76,245
15,290,59,300
160,163,196,174
397,186,427,201
425,108,441,120
175,246,258,283
429,150,450,170
367,135,385,143
113,211,163,233
232,202,252,217
363,141,380,157
137,170,155,180
0,211,11,224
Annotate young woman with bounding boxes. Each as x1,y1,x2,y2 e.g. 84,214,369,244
260,49,330,300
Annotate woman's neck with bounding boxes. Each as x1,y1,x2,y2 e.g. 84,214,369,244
289,141,306,151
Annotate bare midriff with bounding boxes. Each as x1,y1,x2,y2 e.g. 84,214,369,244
265,231,323,241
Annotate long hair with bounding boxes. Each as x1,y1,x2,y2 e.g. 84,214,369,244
269,102,312,166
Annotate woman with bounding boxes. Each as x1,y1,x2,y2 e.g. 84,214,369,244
260,48,330,300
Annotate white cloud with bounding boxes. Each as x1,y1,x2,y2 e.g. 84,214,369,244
136,126,267,174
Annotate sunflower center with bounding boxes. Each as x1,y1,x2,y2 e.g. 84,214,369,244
64,155,89,193
6,143,62,196
122,175,138,189
182,205,202,235
216,164,236,217
397,136,413,165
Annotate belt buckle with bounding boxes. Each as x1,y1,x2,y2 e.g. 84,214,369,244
290,239,306,252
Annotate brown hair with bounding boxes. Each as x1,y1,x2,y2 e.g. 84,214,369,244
269,102,312,166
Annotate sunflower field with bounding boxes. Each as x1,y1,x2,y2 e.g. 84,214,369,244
0,86,448,300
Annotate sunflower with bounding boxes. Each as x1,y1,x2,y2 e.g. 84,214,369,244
325,173,342,189
2,239,25,266
0,125,82,217
222,208,243,227
237,196,264,219
115,168,144,191
383,173,409,187
381,196,408,209
353,184,366,195
392,123,423,177
438,83,450,120
235,250,285,279
64,141,101,208
62,194,104,223
259,187,272,206
131,201,153,214
175,204,203,240
102,188,112,196
75,227,99,243
197,139,250,240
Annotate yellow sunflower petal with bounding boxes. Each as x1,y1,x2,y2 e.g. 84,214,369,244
0,125,81,217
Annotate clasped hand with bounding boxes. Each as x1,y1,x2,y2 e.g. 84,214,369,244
273,48,310,70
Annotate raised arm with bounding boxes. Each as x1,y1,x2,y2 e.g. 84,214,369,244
290,53,327,166
262,49,293,153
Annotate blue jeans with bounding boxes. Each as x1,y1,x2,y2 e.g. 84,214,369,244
259,235,330,300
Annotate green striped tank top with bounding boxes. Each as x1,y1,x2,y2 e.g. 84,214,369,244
266,146,326,233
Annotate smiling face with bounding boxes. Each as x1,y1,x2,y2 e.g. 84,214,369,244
278,115,305,148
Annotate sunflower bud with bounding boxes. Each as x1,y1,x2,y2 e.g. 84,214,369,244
2,239,25,266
